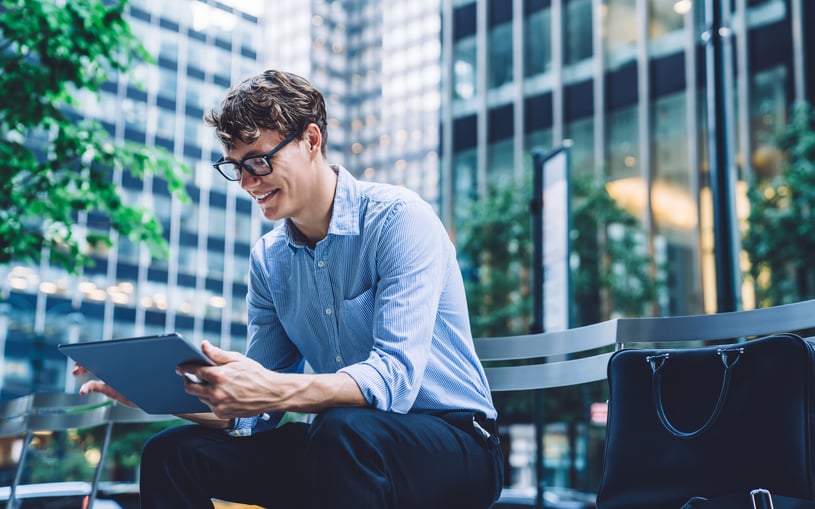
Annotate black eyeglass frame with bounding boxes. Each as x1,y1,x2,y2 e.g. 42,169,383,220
212,129,303,181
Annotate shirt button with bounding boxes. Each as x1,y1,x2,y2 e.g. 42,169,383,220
335,355,342,363
317,260,325,268
325,307,333,315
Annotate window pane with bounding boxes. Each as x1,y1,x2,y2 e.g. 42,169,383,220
750,66,787,181
649,0,685,56
487,138,514,186
605,0,637,69
453,37,477,100
566,117,594,179
524,8,552,77
650,92,701,315
564,0,593,65
453,149,478,231
488,23,513,88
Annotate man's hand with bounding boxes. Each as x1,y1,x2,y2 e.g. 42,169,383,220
72,364,137,408
179,340,368,420
178,340,278,419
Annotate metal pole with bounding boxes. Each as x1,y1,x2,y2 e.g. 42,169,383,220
0,302,9,397
531,149,545,336
530,148,545,509
703,0,740,312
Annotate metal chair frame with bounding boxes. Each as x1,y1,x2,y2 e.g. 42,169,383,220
475,298,815,391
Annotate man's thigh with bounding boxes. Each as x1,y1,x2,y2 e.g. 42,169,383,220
143,422,310,508
307,408,503,509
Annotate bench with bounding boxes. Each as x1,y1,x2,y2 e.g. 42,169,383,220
473,298,815,503
0,392,176,508
475,298,815,392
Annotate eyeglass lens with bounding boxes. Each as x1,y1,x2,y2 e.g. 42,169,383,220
218,156,270,180
214,129,302,181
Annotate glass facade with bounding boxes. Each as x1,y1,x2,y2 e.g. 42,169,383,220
441,0,813,492
1,0,446,399
443,0,811,318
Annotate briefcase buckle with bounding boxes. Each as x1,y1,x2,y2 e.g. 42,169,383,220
750,488,774,509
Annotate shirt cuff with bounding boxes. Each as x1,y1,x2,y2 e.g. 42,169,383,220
339,363,412,414
226,416,258,437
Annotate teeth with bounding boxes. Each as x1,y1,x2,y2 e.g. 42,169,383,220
256,191,273,201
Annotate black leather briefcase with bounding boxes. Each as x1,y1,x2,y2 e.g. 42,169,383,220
597,333,815,509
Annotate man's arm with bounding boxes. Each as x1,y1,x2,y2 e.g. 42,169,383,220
179,341,368,420
338,199,448,413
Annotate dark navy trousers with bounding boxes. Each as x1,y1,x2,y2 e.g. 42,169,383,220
139,407,504,509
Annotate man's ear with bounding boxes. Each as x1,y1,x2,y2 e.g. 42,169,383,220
304,123,322,153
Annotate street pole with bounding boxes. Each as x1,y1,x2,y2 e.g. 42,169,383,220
0,303,9,398
704,0,741,312
530,148,545,509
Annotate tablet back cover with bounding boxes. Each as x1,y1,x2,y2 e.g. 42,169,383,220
59,333,213,414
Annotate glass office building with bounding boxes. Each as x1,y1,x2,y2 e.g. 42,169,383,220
441,0,814,317
0,0,267,398
293,0,443,204
0,0,444,398
440,0,814,492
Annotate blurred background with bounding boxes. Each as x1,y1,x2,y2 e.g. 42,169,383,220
2,0,815,504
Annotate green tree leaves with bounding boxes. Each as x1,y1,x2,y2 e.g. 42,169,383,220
744,102,815,306
1,0,188,272
457,173,660,339
457,181,533,338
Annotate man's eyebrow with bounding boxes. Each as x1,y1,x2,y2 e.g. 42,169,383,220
223,149,266,163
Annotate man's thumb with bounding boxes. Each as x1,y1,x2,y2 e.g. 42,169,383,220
201,340,238,364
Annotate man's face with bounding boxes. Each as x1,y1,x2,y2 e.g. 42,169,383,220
225,129,308,222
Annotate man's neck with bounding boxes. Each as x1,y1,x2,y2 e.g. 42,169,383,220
290,163,338,248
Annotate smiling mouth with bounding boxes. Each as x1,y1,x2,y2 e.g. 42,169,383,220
254,189,279,203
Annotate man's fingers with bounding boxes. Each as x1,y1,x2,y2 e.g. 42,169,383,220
72,363,90,375
79,380,137,408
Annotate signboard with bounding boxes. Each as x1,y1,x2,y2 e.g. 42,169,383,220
532,147,571,333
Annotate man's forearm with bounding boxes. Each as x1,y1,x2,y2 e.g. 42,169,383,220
274,371,368,414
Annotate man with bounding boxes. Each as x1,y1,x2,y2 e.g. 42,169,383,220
80,70,503,509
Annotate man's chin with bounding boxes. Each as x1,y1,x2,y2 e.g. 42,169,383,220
260,207,284,222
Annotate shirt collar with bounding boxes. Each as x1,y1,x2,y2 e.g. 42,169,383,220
285,165,360,250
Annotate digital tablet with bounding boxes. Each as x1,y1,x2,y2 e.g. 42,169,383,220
59,333,215,414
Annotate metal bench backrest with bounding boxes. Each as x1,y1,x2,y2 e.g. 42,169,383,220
2,394,176,509
474,299,815,392
0,394,33,439
7,392,111,509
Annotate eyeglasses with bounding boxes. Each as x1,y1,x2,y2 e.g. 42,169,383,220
212,130,302,181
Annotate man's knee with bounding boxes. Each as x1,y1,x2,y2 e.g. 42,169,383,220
141,424,207,469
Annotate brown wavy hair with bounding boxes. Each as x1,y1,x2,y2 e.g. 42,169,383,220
205,70,328,155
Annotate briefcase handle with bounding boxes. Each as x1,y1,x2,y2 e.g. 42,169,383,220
647,347,744,438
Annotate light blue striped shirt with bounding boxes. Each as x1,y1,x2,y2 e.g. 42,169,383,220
231,165,495,435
